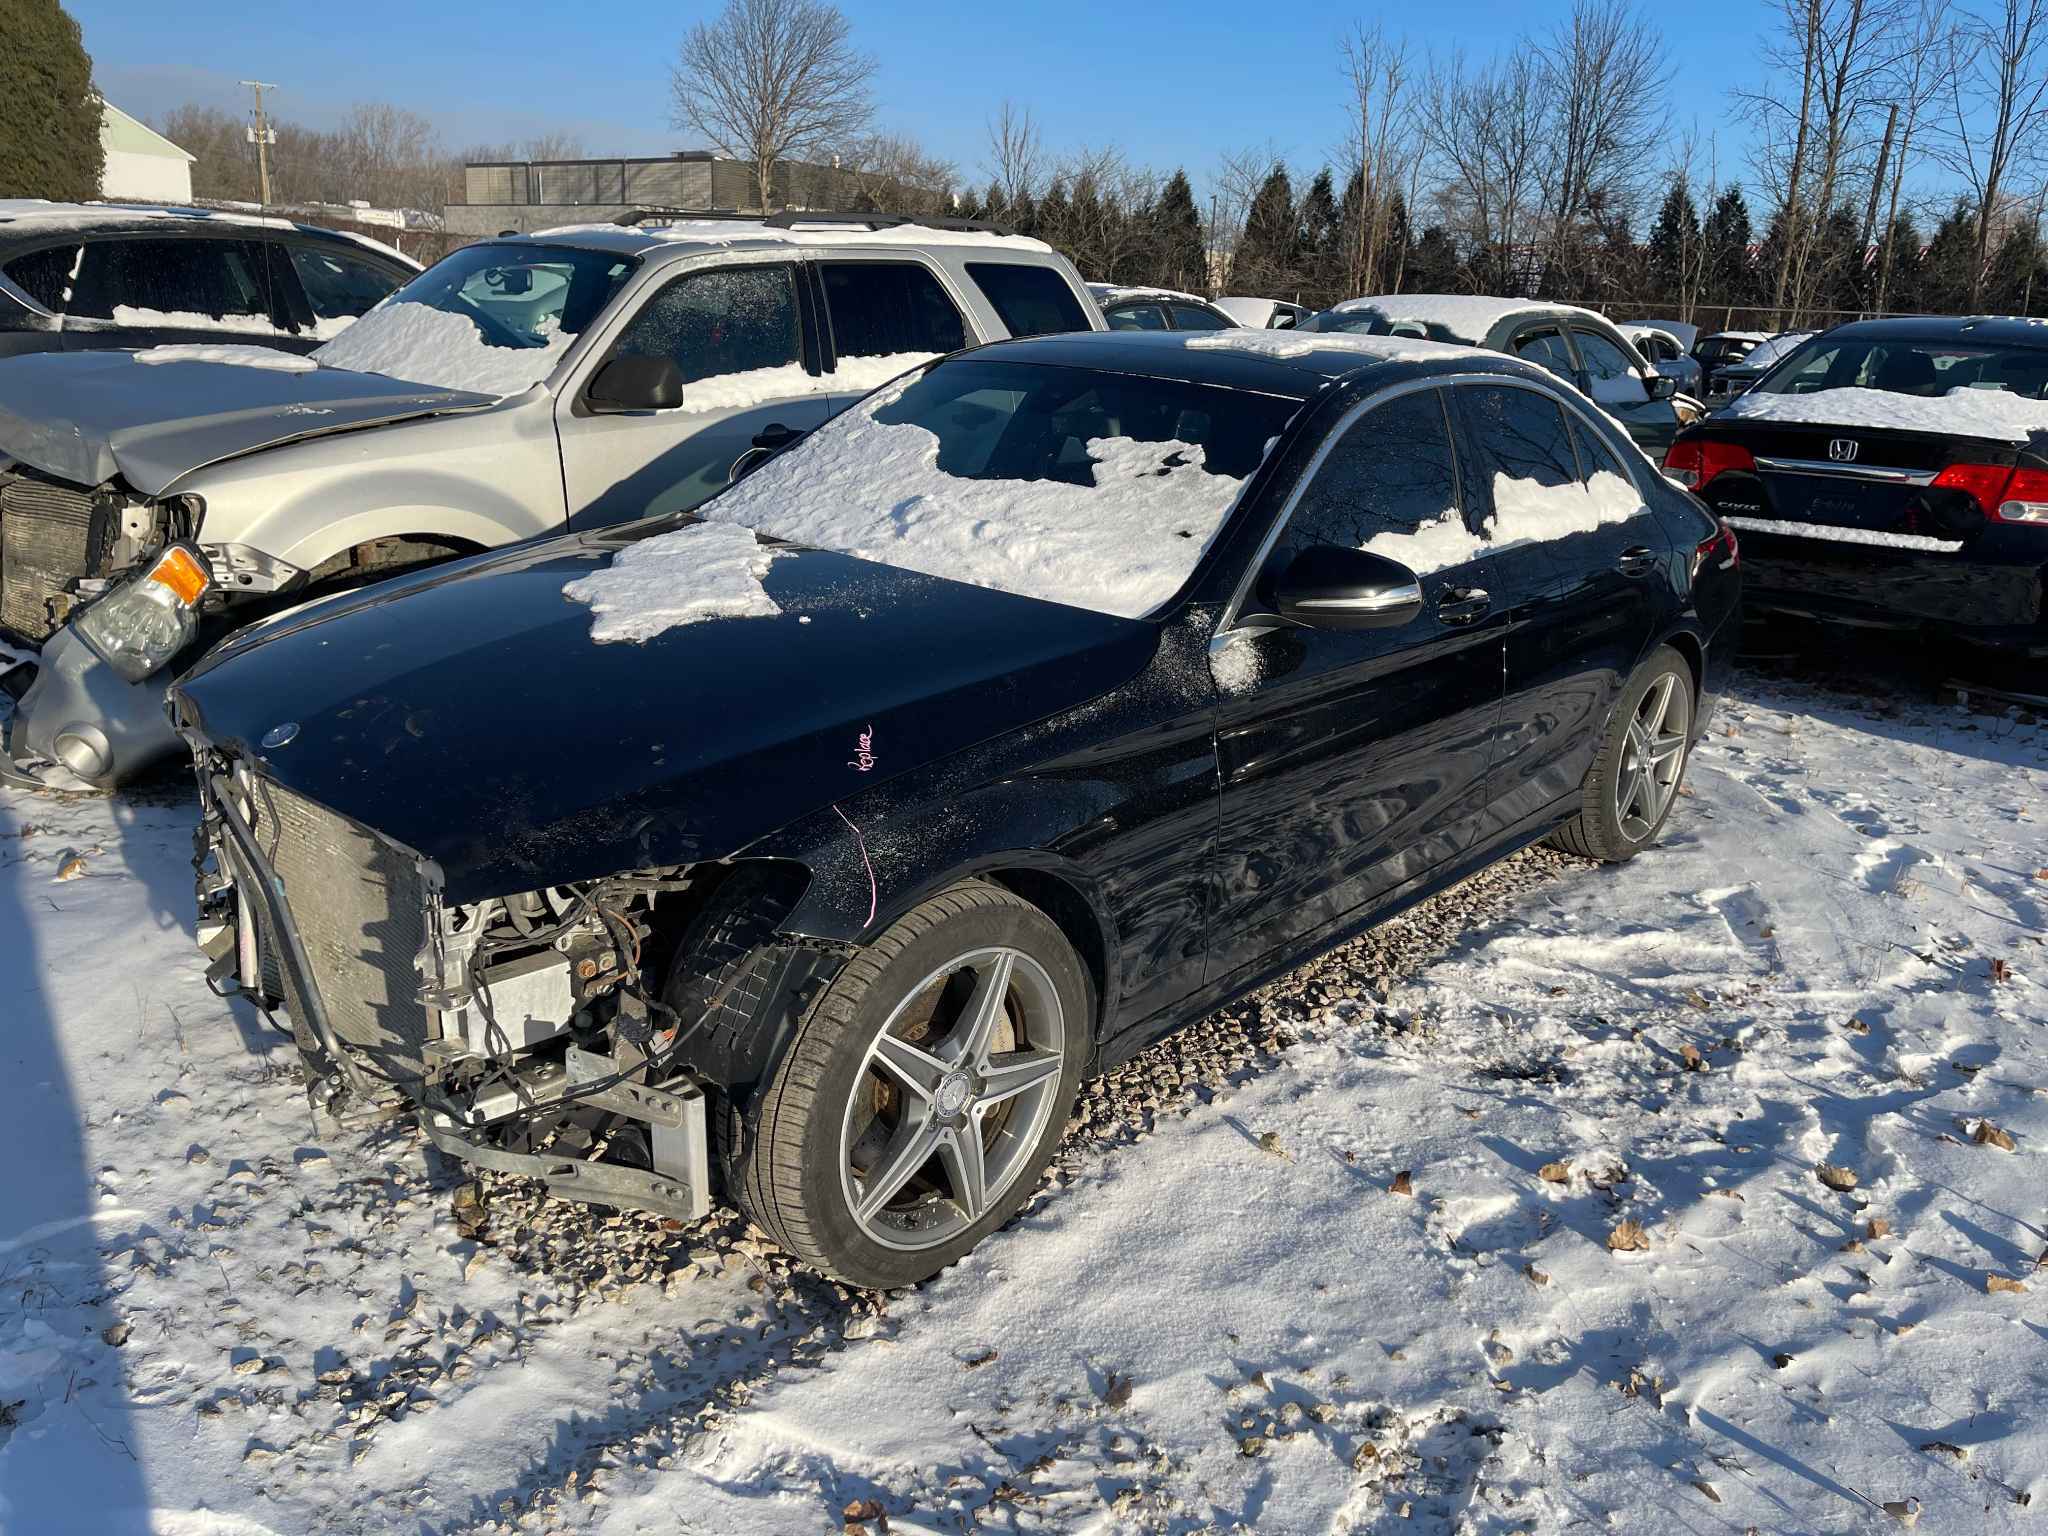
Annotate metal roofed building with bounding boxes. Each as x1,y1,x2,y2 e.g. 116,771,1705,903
448,151,868,237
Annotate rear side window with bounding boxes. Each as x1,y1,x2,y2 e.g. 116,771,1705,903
1105,303,1168,331
289,244,404,323
967,261,1090,337
612,263,802,386
1169,303,1231,332
3,246,78,312
1461,385,1578,490
1283,389,1465,562
1511,327,1577,382
69,236,275,326
1570,413,1639,491
820,260,966,361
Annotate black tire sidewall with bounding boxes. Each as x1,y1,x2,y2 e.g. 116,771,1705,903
1593,646,1695,855
789,896,1089,1290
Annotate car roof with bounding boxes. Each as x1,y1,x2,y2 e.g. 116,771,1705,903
960,327,1559,398
0,201,417,266
1810,314,2048,348
521,215,1059,263
1089,282,1211,307
1330,292,1612,342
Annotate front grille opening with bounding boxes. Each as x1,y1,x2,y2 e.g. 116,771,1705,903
0,475,116,643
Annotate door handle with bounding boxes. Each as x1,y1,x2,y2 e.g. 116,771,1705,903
1435,587,1491,625
1617,545,1657,576
752,422,803,451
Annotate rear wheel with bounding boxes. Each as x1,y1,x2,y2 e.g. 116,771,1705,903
1549,645,1695,862
719,880,1087,1288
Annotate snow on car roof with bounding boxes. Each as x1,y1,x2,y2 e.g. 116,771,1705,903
0,199,297,233
1704,330,1771,343
531,218,1054,257
1182,329,1463,366
1089,282,1209,306
1329,293,1609,342
1723,383,2048,442
1733,332,1816,371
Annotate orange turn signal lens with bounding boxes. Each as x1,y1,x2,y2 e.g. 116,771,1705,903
147,545,211,607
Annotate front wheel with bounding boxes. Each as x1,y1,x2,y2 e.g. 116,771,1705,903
1548,645,1695,862
718,880,1088,1288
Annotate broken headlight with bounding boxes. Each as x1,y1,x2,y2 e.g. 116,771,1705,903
73,543,215,682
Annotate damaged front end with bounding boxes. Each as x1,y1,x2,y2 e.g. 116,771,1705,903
185,736,742,1221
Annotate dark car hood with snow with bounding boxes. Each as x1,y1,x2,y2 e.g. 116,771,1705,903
0,349,491,492
172,524,1158,903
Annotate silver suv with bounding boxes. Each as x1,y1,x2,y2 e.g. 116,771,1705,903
0,212,1101,786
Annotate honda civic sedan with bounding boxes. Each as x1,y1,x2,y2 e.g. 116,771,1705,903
171,329,1740,1288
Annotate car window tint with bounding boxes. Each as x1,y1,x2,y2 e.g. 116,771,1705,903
1105,303,1168,331
1570,413,1639,494
3,246,77,311
1462,384,1579,489
1576,327,1648,404
1169,303,1231,331
613,264,801,386
1511,326,1577,381
1282,389,1463,561
820,260,966,361
966,262,1089,337
69,236,273,325
289,245,403,322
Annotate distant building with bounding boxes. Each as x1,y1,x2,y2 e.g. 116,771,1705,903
446,151,866,238
100,102,195,205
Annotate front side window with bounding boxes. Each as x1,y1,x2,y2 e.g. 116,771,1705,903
310,241,636,396
1462,383,1642,548
612,264,801,386
1575,327,1648,405
70,236,274,328
700,357,1298,618
967,261,1089,337
289,244,405,327
1282,389,1472,572
1104,302,1168,331
1511,326,1578,383
1169,303,1232,331
820,260,967,362
3,246,77,312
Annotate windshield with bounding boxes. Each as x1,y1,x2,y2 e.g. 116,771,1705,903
699,357,1301,618
311,242,636,396
1752,335,2048,400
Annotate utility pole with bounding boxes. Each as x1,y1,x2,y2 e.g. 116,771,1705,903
240,80,278,206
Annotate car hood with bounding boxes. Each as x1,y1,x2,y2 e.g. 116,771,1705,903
0,349,494,493
172,526,1160,903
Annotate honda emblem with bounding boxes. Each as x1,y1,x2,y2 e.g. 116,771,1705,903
1827,438,1859,463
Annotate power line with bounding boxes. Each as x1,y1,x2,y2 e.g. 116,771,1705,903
239,80,279,207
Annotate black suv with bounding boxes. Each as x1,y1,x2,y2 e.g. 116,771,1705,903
0,204,418,360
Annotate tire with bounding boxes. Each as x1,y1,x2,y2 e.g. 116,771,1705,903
1547,645,1696,863
708,879,1088,1289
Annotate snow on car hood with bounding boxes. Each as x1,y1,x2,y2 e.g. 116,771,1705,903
310,301,574,396
1723,384,2048,443
564,521,786,640
0,347,493,493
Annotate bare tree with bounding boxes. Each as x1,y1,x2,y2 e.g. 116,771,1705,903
1937,0,2048,303
984,100,1043,214
1539,0,1671,288
1206,140,1290,268
1423,50,1552,292
1338,23,1418,296
839,131,958,215
669,0,876,213
1876,0,1956,308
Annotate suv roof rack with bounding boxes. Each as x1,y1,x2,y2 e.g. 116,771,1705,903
613,207,753,226
762,210,1017,238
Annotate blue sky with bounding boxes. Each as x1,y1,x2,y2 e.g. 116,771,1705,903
77,0,1777,200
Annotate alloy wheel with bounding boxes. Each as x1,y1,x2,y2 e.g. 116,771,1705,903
838,946,1067,1252
1614,671,1690,842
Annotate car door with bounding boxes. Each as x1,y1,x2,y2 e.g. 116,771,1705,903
1207,385,1507,982
1449,379,1667,838
1573,323,1679,450
814,256,973,415
555,258,833,528
61,233,294,351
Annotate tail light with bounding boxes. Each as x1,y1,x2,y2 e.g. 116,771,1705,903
1930,462,2048,524
1694,519,1738,577
1663,438,1755,492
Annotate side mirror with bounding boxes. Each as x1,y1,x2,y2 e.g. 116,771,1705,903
1268,546,1425,631
1646,372,1678,401
588,355,685,413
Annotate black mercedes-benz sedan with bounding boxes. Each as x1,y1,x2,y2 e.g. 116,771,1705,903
170,329,1739,1287
1666,315,2048,653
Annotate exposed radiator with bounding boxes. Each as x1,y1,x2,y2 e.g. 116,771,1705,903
0,476,110,643
255,778,432,1086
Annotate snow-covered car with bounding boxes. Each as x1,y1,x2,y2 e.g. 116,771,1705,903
1213,296,1310,330
170,328,1739,1288
1089,283,1238,331
1666,315,2048,653
0,201,417,361
1640,317,1699,353
0,212,1100,787
1305,295,1704,452
1621,323,1704,397
1704,330,1815,404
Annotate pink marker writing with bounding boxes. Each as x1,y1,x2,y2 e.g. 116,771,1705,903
847,724,876,773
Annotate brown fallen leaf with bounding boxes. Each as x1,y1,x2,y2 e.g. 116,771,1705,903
1607,1219,1650,1253
1990,957,2012,983
1685,990,1712,1011
1845,1017,1871,1036
54,856,87,882
1973,1120,2016,1151
1681,1043,1707,1072
1538,1161,1571,1184
1772,1352,1795,1369
961,1347,999,1369
1523,1264,1550,1287
1099,1371,1134,1410
2034,868,2048,881
1758,925,1775,938
1707,1187,1744,1201
842,1498,883,1532
1388,1170,1413,1198
1816,1163,1858,1191
1920,1441,1968,1461
1693,1480,1721,1504
1256,1131,1291,1160
1883,1499,1920,1527
1988,1274,2029,1295
1867,1218,1891,1240
1841,1238,1865,1253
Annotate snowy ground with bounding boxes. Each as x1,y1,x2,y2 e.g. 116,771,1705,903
0,666,2042,1535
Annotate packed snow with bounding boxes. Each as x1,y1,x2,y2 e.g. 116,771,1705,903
675,352,934,414
1182,328,1457,364
1330,293,1608,342
1087,282,1208,305
563,521,784,642
0,664,2041,1532
1724,384,2048,442
132,345,318,372
310,300,571,396
1723,515,1966,553
702,418,1250,619
534,219,1054,255
109,306,287,336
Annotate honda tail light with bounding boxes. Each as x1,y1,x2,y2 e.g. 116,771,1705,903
1663,438,1755,492
1694,520,1739,577
1931,462,2048,523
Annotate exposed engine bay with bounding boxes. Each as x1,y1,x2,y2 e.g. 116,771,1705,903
0,469,202,643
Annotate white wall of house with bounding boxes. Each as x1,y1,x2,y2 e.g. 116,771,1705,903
100,148,193,204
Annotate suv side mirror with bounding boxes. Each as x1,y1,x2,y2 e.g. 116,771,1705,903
1646,372,1678,401
588,355,685,413
1269,546,1425,631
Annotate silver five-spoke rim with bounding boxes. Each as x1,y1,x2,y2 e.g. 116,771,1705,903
1616,671,1690,841
839,946,1066,1252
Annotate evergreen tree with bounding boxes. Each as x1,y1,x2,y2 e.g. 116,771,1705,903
1379,192,1412,297
1150,169,1207,294
1405,225,1462,292
1703,187,1754,307
1297,168,1339,305
1229,165,1298,298
1753,207,1798,322
1875,212,1923,313
1034,180,1072,261
1985,221,2048,315
1334,168,1366,298
1645,182,1702,310
1068,175,1107,279
1809,204,1866,316
1919,201,1980,314
0,0,102,200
